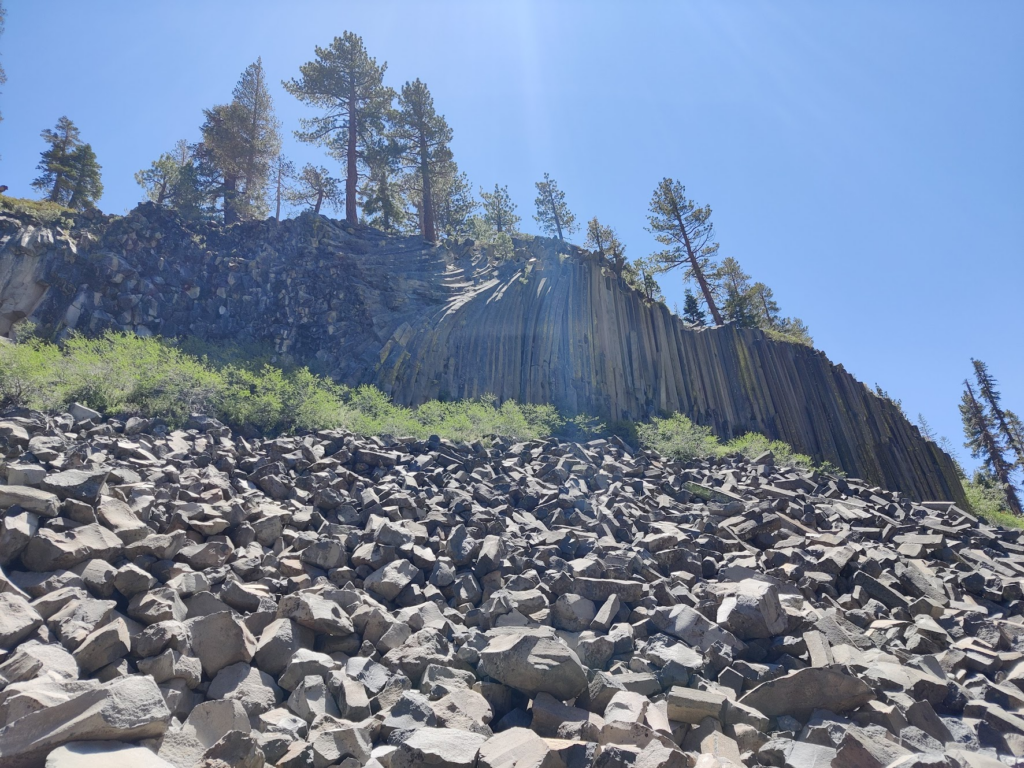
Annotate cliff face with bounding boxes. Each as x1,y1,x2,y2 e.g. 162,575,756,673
0,203,964,503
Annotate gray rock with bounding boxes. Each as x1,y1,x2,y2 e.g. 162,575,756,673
478,631,588,700
22,523,122,572
71,618,130,674
391,726,487,768
0,486,59,517
40,468,109,503
0,593,43,649
44,741,175,768
0,675,170,768
209,662,282,716
188,611,256,677
739,667,875,722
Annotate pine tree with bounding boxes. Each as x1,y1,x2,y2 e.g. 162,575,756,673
392,79,453,242
751,282,781,328
31,117,102,209
647,178,723,325
285,32,393,224
135,140,192,207
287,164,341,215
917,414,937,441
270,155,295,221
533,173,577,242
361,136,407,234
585,218,627,276
431,161,476,239
716,257,759,327
202,59,281,224
961,380,1021,514
1005,411,1024,470
480,184,520,234
682,290,707,326
972,359,1024,469
623,256,663,302
66,144,103,211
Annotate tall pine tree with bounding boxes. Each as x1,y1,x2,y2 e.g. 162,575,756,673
285,33,393,224
533,173,577,242
647,178,723,325
961,379,1022,514
201,58,281,224
972,359,1024,469
31,117,102,209
391,79,453,242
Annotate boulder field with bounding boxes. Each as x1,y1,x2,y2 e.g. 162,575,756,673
0,405,1018,767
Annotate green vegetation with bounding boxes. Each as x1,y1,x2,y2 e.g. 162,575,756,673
963,472,1024,529
0,334,831,468
31,116,103,211
0,194,77,226
0,333,558,443
635,412,817,469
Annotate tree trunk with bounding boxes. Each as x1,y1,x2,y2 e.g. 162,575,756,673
223,175,238,225
314,188,324,215
672,202,723,325
275,169,282,221
548,189,563,241
345,88,358,224
420,137,435,242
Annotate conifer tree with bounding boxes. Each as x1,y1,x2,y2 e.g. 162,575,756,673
623,257,663,302
31,117,102,209
270,154,295,221
533,173,577,242
361,136,407,234
961,380,1021,514
972,359,1024,469
431,162,476,239
585,218,627,276
392,79,453,242
66,144,103,211
682,290,707,326
202,59,281,224
647,178,723,325
285,33,393,224
287,164,341,215
716,257,759,327
1005,411,1024,470
480,184,520,234
751,282,781,328
136,140,193,207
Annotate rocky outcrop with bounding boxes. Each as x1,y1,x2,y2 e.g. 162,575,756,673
0,407,1018,766
0,204,963,502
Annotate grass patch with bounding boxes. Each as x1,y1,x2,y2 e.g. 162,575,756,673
0,195,78,227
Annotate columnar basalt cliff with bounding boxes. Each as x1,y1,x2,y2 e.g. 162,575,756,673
0,204,963,503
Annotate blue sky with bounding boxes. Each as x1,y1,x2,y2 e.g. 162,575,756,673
2,1,1021,473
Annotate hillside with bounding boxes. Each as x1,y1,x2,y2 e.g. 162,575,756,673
0,204,963,504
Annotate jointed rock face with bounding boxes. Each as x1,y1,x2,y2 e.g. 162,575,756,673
0,406,1018,767
0,206,963,503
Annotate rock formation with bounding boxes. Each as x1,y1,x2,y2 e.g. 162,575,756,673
0,204,962,503
0,405,1017,766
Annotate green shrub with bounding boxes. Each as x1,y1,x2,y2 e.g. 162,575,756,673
636,413,720,461
963,473,1024,530
721,432,814,469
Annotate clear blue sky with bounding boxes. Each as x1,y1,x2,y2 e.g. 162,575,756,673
2,1,1021,473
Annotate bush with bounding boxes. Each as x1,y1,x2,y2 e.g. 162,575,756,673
963,472,1024,530
636,413,720,461
721,432,814,469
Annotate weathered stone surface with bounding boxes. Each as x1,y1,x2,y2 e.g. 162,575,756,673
0,486,59,516
477,727,566,768
739,667,874,721
188,611,256,676
21,524,122,572
44,741,176,768
0,676,170,768
478,631,588,700
40,468,109,502
391,726,487,768
0,593,43,649
71,618,130,673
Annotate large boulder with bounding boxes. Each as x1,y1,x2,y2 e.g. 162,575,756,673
478,630,588,700
739,667,874,722
0,676,171,768
21,524,122,572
